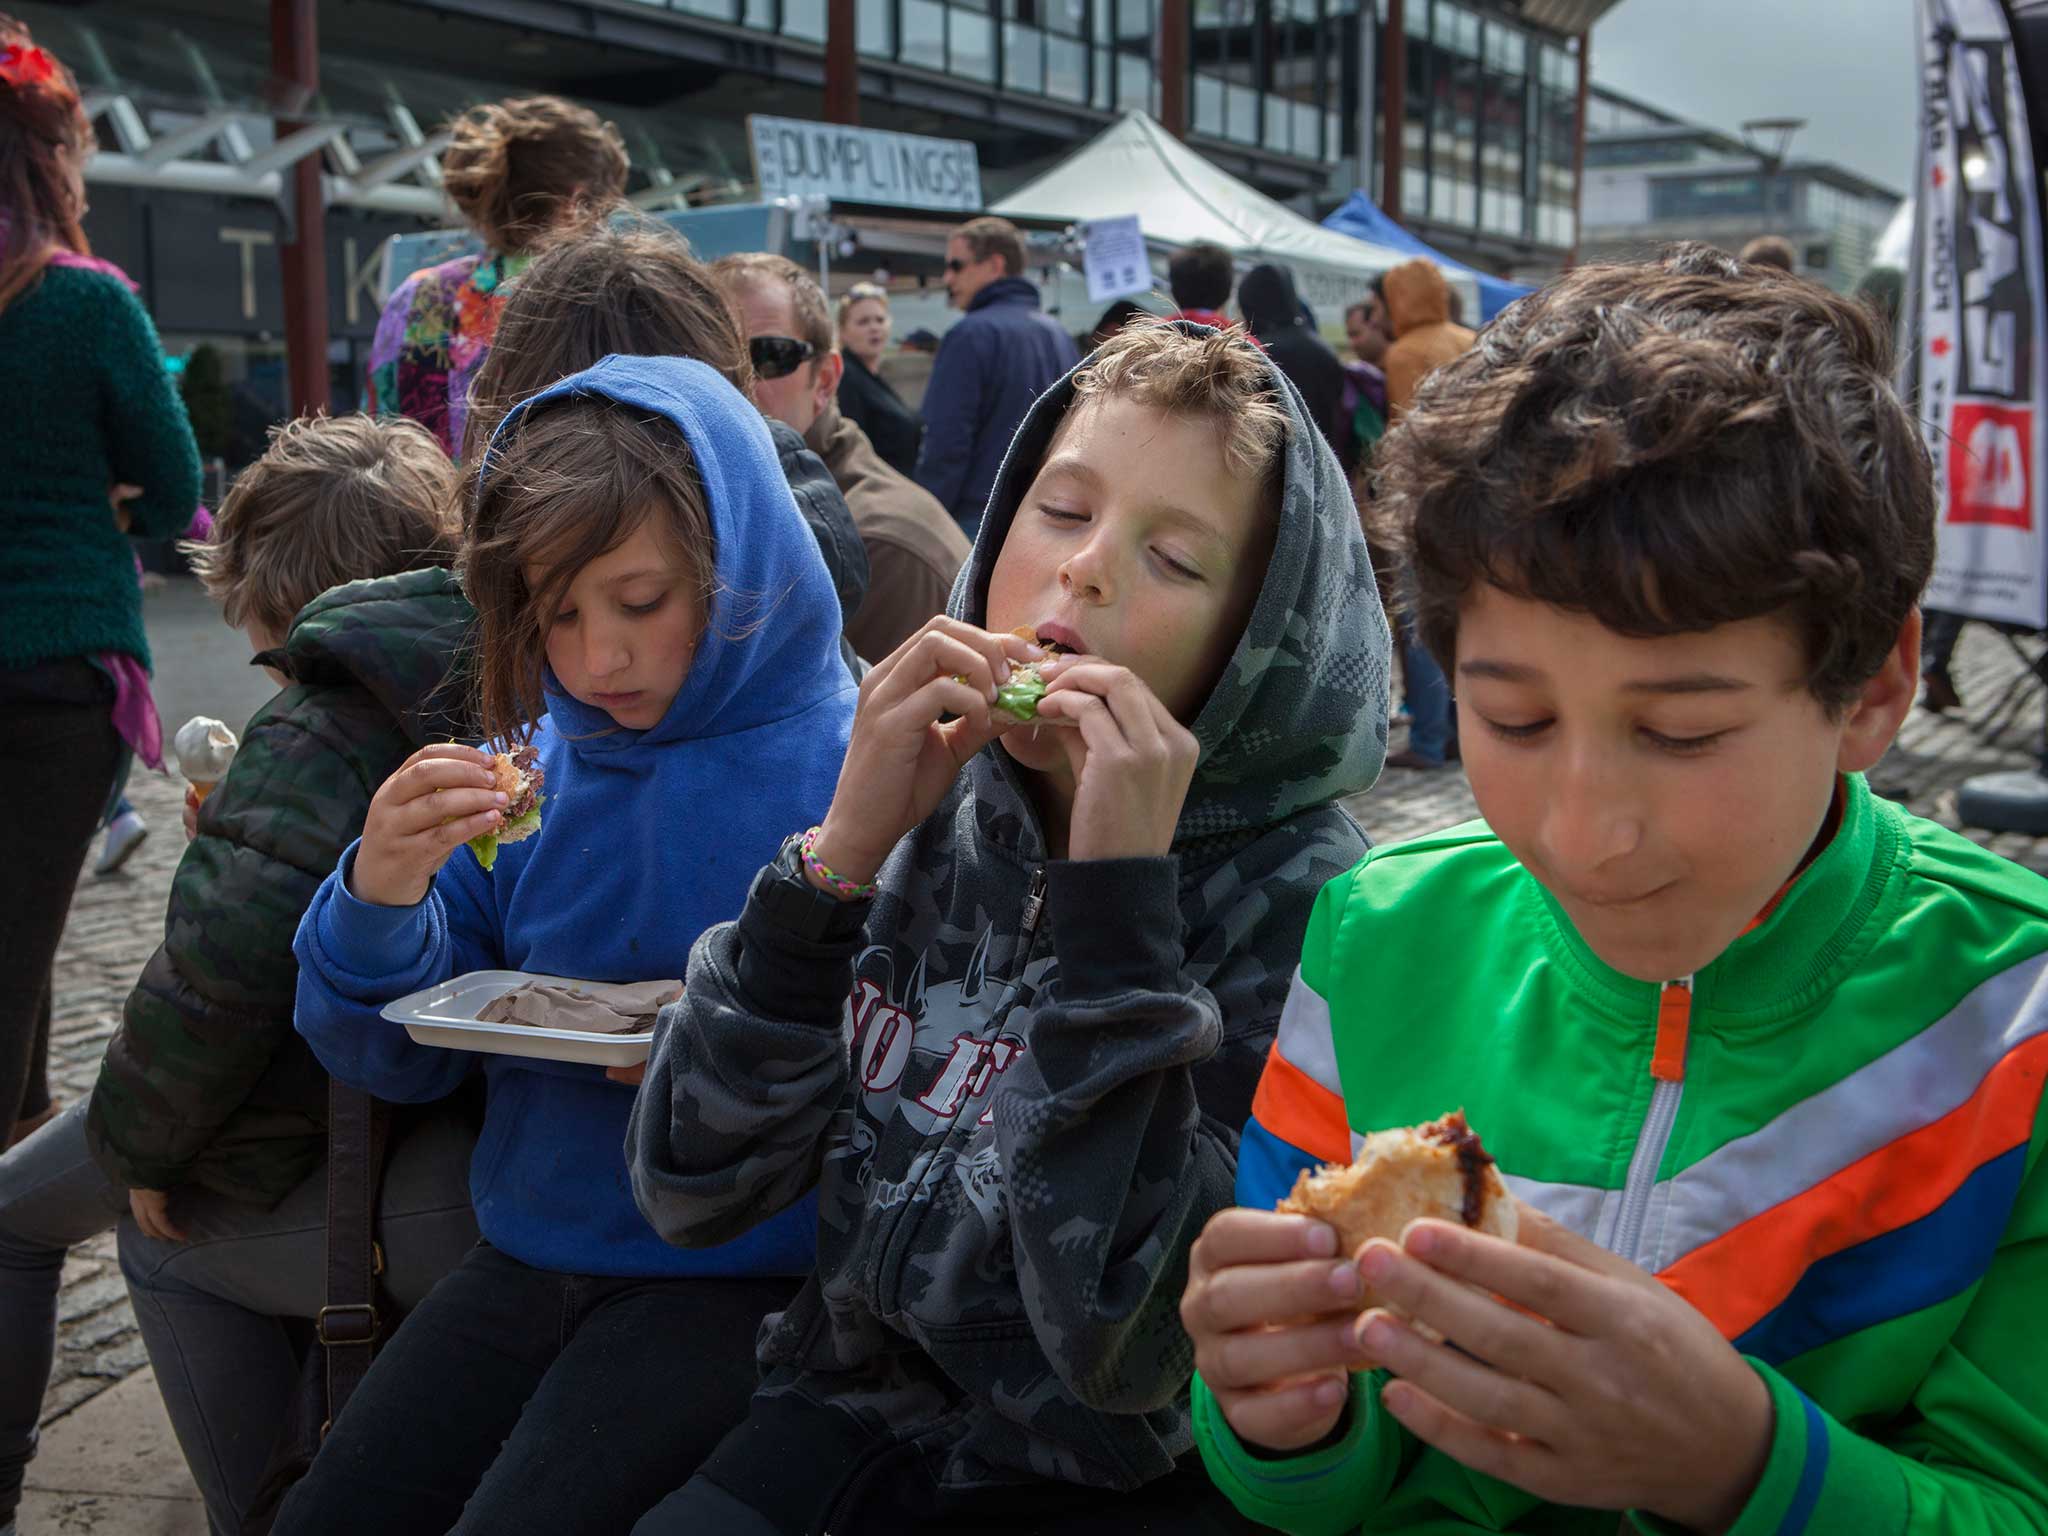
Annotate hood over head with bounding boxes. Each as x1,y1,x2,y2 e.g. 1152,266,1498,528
477,354,853,756
1236,263,1304,336
1383,257,1453,336
954,321,1389,854
279,566,473,747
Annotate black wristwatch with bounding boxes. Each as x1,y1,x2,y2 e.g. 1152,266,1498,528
751,832,872,944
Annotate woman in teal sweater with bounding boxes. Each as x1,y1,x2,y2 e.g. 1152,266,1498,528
0,18,201,1148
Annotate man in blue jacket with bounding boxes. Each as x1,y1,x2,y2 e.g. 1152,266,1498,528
914,216,1080,536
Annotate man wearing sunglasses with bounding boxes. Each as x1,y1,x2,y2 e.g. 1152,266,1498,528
913,216,1079,538
714,254,970,663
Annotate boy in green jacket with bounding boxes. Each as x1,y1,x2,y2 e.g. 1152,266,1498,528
1182,244,2048,1533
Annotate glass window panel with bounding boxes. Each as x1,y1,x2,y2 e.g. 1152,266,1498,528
1403,166,1427,217
1049,35,1088,100
1326,109,1342,163
1092,45,1112,107
1117,0,1152,42
1195,71,1226,137
683,0,740,20
1004,22,1045,91
951,8,996,79
1117,49,1152,110
1227,82,1259,144
1047,0,1088,34
743,0,773,28
1265,95,1292,153
1295,102,1322,158
857,0,894,55
903,0,947,69
782,0,826,41
1405,0,1428,36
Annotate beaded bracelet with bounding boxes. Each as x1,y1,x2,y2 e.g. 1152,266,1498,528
799,825,877,901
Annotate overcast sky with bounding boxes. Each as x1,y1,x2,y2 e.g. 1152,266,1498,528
1591,0,1919,194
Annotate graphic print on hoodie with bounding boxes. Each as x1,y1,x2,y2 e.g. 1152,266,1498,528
630,323,1393,1493
292,355,858,1279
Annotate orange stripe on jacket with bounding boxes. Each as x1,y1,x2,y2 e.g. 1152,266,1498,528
1661,1029,2048,1339
1250,1042,1353,1165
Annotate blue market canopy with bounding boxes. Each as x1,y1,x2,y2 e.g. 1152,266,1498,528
1322,192,1534,324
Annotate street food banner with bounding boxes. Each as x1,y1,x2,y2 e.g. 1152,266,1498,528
1910,0,2048,628
750,116,982,214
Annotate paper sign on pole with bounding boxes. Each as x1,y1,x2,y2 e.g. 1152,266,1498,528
1081,216,1150,305
1910,0,2048,628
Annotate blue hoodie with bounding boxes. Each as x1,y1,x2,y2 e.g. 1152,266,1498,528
293,356,858,1278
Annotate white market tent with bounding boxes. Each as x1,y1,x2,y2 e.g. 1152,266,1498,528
992,110,1480,326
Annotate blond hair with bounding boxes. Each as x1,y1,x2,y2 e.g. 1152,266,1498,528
441,95,628,255
836,281,889,326
1070,320,1290,491
710,251,833,355
185,415,460,637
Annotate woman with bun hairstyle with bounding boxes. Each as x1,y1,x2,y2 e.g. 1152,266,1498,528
0,13,200,1154
366,95,627,459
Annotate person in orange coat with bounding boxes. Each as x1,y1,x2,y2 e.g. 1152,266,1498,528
1375,258,1476,771
1379,258,1476,418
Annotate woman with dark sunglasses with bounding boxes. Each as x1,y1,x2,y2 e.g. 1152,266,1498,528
832,283,924,479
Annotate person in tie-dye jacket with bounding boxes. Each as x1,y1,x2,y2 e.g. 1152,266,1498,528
365,94,625,459
1185,245,2048,1534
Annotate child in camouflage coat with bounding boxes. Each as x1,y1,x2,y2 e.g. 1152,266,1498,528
0,415,480,1536
627,320,1392,1533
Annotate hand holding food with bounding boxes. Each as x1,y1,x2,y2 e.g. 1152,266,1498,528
173,716,239,800
349,744,513,908
1181,1111,1519,1455
1030,658,1199,862
466,745,544,872
808,618,1043,893
1350,1202,1772,1530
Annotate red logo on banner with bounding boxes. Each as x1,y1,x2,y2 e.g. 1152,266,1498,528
1950,402,2035,529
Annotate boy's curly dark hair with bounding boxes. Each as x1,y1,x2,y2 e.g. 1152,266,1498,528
1371,243,1935,713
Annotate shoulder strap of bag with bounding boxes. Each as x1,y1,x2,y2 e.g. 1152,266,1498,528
318,1081,394,1431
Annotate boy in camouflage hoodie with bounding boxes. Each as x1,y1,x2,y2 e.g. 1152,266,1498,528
627,321,1390,1533
0,415,480,1536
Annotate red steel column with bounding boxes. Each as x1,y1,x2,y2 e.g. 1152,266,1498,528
1157,0,1188,138
1381,0,1404,216
271,0,329,415
825,0,859,124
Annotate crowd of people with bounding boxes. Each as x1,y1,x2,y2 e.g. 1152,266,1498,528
3,14,2046,1536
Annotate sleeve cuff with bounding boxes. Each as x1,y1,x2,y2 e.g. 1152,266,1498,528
1629,1360,1906,1536
314,841,439,991
1044,856,1184,996
733,856,872,1025
1192,1370,1400,1528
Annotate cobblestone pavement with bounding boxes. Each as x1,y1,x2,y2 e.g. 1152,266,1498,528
33,620,2048,1441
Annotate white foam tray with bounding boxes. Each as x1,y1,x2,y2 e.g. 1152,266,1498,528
380,969,657,1068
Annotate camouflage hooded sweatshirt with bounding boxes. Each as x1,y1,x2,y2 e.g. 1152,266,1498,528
628,327,1391,1497
86,567,471,1205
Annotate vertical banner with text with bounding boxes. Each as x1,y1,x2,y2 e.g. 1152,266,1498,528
1912,0,2048,627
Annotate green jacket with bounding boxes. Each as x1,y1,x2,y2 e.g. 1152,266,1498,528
1199,774,2048,1534
86,568,472,1204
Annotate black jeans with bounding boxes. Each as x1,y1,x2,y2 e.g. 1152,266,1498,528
271,1243,802,1536
0,659,120,1129
632,1387,1261,1536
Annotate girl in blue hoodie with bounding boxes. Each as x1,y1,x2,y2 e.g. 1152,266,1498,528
279,356,857,1536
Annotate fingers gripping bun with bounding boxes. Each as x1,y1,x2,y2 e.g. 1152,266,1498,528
1277,1111,1516,1328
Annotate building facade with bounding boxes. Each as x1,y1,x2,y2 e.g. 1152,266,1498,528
27,0,1616,436
1580,85,1901,293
